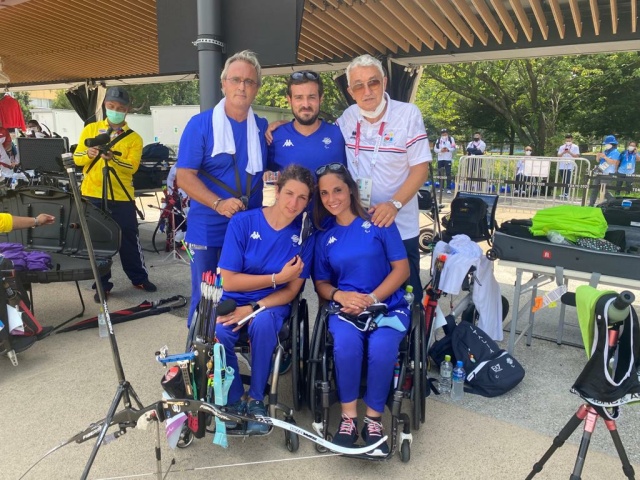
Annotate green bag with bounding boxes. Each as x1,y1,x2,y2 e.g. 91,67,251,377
530,206,608,242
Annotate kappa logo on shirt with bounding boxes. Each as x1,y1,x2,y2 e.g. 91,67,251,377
361,221,371,233
291,234,300,246
250,231,262,240
327,235,337,246
322,137,332,149
282,139,294,147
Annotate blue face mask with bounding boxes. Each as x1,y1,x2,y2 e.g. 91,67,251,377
106,108,126,124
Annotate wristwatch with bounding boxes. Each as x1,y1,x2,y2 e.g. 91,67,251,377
249,301,261,312
390,199,402,210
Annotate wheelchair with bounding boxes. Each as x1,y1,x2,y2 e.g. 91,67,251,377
306,301,425,462
171,293,309,452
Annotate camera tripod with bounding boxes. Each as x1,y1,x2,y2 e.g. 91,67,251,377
526,403,635,480
527,290,637,480
97,149,144,220
58,153,162,479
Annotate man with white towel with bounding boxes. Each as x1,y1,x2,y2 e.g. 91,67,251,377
176,50,268,326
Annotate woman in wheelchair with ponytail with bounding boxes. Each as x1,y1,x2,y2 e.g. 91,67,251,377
313,163,410,455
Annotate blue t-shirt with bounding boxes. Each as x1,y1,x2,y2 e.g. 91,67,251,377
618,151,637,175
176,109,268,247
267,120,346,176
219,208,313,305
314,217,408,311
598,148,621,175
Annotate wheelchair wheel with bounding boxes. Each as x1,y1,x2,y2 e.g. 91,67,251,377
411,304,425,431
176,424,194,448
284,420,300,452
291,298,308,411
151,222,162,254
307,308,326,414
400,439,411,463
418,226,434,253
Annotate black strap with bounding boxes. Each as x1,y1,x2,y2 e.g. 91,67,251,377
85,129,135,174
198,154,259,200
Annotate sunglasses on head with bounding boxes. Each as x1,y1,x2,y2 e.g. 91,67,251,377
350,78,382,93
315,163,347,176
290,71,319,81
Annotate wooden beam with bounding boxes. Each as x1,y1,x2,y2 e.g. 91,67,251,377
376,0,436,50
450,0,490,46
610,0,618,34
416,0,462,48
432,0,475,47
330,0,400,53
528,0,550,40
508,0,534,41
632,0,637,33
397,0,449,49
307,0,387,53
470,0,504,44
547,0,565,39
303,11,359,57
490,0,518,42
589,0,601,35
568,0,583,37
360,1,415,52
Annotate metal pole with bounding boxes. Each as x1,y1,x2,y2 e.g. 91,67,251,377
196,0,224,111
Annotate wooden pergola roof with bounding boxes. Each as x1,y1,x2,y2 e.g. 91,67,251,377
0,0,638,89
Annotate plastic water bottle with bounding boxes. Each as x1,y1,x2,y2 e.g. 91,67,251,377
451,361,466,401
393,359,401,389
403,285,414,306
547,230,572,245
439,355,453,394
98,310,108,338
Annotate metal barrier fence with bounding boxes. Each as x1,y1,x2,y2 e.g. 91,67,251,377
431,155,594,210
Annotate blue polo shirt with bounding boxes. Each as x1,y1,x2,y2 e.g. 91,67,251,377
177,109,268,247
598,148,621,175
618,151,637,175
267,120,346,177
314,217,408,311
219,208,313,305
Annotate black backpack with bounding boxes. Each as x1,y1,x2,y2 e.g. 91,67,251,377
142,142,172,160
445,196,489,239
451,322,525,397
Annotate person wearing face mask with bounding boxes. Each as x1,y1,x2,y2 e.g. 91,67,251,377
513,146,532,196
434,128,456,194
74,86,157,302
26,120,50,138
466,132,486,156
334,54,431,305
589,135,621,207
617,141,637,195
556,134,580,198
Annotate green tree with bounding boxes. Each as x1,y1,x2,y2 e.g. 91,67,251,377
52,90,73,109
13,92,31,122
253,73,348,122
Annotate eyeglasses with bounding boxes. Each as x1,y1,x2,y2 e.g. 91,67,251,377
350,78,382,93
290,71,319,81
225,77,258,88
315,163,347,176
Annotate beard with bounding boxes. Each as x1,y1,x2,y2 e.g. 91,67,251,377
294,109,319,126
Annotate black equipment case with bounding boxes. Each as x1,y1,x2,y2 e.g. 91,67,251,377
599,197,640,227
0,187,120,282
133,143,175,190
492,229,640,281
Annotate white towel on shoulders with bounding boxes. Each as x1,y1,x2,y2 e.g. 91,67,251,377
211,97,262,175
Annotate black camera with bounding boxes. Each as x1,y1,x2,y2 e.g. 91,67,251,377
84,133,111,148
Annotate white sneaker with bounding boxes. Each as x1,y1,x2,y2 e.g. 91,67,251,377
446,190,452,194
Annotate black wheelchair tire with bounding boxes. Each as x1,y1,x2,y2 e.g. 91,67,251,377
291,298,305,411
151,223,162,254
418,226,434,253
307,309,325,415
411,304,424,431
400,439,411,462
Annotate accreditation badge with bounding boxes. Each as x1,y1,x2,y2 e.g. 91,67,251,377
357,177,373,209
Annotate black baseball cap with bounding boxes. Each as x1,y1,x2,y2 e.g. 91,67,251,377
104,86,130,106
441,128,448,133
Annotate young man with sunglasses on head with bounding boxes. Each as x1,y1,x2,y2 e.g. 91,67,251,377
335,54,431,304
266,71,346,178
176,50,269,328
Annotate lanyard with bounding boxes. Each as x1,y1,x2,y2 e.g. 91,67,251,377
354,120,386,175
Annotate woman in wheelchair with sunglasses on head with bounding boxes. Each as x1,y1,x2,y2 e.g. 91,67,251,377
215,164,314,433
313,162,410,455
